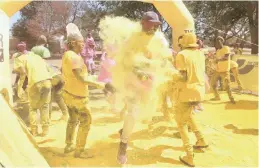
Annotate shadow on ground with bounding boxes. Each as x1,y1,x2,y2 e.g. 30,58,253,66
224,100,258,110
224,124,259,136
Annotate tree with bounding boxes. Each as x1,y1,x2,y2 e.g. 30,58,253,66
82,1,172,41
11,1,84,48
247,1,258,54
12,1,42,48
185,1,258,54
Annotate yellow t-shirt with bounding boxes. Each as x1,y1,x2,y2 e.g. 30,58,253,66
47,64,61,78
216,46,231,72
175,49,206,102
62,50,88,97
14,52,51,88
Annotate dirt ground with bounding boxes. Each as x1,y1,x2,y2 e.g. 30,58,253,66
11,59,258,167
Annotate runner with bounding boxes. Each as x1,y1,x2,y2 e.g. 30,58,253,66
110,11,171,164
62,23,109,158
210,36,235,104
175,32,208,167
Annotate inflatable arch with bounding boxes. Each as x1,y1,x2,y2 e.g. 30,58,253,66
0,0,257,167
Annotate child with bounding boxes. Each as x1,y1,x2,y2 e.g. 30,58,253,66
98,49,117,112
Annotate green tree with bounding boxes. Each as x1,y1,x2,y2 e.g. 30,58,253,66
185,1,258,54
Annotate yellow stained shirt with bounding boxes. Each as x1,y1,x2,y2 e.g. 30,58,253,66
14,52,51,89
62,50,88,97
216,46,231,72
175,49,206,102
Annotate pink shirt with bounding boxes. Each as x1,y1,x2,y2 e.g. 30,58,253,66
98,54,116,83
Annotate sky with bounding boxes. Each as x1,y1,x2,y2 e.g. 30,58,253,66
10,11,21,28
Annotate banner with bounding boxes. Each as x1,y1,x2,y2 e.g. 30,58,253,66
0,10,13,104
231,54,258,94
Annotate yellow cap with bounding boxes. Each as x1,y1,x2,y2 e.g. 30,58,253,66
181,33,199,48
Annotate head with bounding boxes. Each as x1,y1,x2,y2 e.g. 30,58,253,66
141,11,161,35
181,33,199,49
17,42,27,53
197,39,204,49
67,34,84,53
37,35,47,46
87,32,92,38
215,36,224,50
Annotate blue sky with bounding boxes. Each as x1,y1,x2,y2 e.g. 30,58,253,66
10,11,21,28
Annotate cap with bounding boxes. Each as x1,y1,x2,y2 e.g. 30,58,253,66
66,23,84,42
142,11,161,25
182,33,199,48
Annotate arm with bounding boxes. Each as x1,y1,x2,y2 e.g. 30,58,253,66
72,68,104,89
175,53,188,81
217,54,230,61
43,48,51,59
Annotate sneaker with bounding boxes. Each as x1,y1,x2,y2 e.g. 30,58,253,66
196,104,204,111
74,149,94,159
179,154,195,167
117,142,128,164
193,108,200,114
64,144,76,154
193,139,209,149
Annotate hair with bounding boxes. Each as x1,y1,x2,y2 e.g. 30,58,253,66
37,35,47,45
66,41,74,50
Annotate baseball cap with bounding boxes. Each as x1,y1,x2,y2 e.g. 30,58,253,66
142,11,161,25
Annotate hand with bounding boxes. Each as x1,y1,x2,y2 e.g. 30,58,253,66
96,82,105,89
105,83,116,93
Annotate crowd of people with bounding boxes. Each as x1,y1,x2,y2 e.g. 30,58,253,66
12,11,243,167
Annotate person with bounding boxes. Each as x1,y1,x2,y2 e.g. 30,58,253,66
113,11,172,164
62,23,107,158
98,46,117,112
230,60,243,90
174,32,208,167
210,36,235,104
32,41,69,122
233,43,242,55
31,35,51,59
81,32,96,75
157,51,178,121
13,42,30,123
14,50,51,136
48,64,69,121
13,42,29,100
